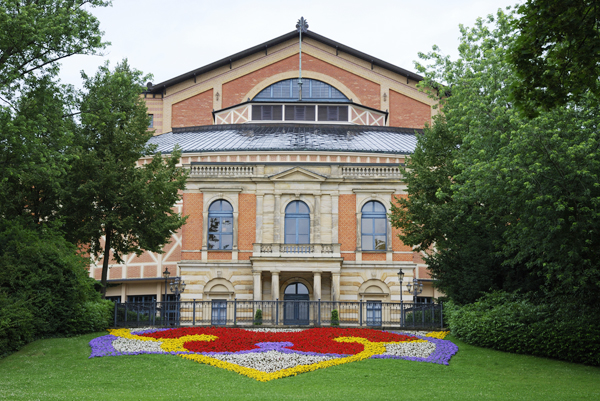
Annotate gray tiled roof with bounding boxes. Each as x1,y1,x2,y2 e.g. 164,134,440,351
148,124,419,155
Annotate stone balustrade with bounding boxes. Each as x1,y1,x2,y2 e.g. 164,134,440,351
252,243,341,257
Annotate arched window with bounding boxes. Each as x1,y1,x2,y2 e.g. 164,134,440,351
254,78,349,102
208,200,233,250
284,201,310,244
361,201,387,251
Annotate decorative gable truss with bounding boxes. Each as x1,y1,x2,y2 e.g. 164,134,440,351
349,105,386,126
214,104,251,125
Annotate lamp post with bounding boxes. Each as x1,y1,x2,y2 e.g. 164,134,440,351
162,268,170,325
169,276,186,326
406,277,423,303
397,270,405,298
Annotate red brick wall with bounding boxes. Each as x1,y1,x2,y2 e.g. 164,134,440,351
109,266,122,280
389,90,431,129
182,193,203,260
238,194,256,251
339,194,356,260
172,89,213,127
362,253,386,261
208,252,232,260
127,266,141,278
222,54,380,109
145,265,157,278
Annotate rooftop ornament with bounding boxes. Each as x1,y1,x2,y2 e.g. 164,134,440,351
296,17,309,101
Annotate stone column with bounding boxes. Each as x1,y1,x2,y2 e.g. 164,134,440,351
274,194,281,243
252,270,262,301
332,272,341,302
314,194,321,243
313,270,322,301
271,270,280,301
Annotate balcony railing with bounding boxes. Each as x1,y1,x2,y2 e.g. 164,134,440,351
342,166,401,178
189,165,254,177
252,243,341,257
113,300,444,329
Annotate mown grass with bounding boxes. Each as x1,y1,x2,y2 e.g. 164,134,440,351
0,332,599,400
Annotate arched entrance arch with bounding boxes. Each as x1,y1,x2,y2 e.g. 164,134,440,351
283,282,310,325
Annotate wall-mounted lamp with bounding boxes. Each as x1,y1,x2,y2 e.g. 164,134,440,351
215,92,220,101
383,93,388,102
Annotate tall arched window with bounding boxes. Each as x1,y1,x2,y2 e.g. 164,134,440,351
285,201,310,244
361,201,387,251
208,200,233,250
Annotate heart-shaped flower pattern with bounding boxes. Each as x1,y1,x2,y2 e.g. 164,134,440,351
89,327,457,381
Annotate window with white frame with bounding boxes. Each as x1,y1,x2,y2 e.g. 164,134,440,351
208,200,234,250
361,201,387,251
284,201,310,244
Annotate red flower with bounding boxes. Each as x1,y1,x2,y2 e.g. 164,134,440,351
141,328,416,355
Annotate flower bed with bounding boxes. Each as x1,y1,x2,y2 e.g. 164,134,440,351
89,327,457,381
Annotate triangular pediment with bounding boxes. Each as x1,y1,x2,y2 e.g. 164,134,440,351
270,167,327,182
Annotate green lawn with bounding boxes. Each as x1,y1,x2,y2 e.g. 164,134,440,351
1,332,599,400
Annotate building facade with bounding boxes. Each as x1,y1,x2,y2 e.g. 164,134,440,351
98,26,442,311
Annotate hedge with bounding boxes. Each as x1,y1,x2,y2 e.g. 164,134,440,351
446,291,600,366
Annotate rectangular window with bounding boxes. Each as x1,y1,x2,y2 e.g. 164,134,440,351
318,106,348,122
416,297,433,304
127,295,156,304
106,296,121,303
252,105,282,121
285,105,315,121
211,299,227,325
148,114,154,128
366,301,382,326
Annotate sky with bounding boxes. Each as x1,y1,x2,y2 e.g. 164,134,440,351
58,0,520,89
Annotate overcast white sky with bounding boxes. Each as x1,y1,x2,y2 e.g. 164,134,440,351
58,0,520,89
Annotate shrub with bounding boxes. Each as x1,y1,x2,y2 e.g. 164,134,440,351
66,300,113,335
254,309,263,325
447,291,600,366
0,292,35,357
331,309,339,326
0,221,103,357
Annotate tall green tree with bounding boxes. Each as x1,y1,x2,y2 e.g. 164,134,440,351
509,0,600,115
0,0,109,227
63,61,188,297
392,10,600,305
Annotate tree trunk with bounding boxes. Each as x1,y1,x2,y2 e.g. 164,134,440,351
101,226,112,299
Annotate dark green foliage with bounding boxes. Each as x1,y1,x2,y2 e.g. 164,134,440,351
330,309,339,326
392,10,600,306
253,309,263,325
62,61,188,296
509,0,600,115
0,222,111,356
447,292,600,366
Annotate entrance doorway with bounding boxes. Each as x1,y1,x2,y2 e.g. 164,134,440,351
283,282,310,325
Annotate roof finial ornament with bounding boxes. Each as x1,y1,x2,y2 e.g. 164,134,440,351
296,17,309,101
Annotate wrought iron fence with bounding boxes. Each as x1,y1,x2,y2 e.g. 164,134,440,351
113,300,444,329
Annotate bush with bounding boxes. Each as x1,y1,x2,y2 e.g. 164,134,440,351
331,309,339,326
447,291,600,366
0,222,103,357
66,300,113,335
0,292,35,357
254,309,263,325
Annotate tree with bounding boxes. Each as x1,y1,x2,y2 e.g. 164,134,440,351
509,0,600,115
392,10,600,305
63,61,188,297
0,0,109,228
